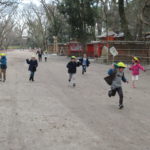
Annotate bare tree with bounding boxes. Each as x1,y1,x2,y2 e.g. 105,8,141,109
0,6,17,48
140,0,150,26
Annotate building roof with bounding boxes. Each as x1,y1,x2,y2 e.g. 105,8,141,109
97,31,116,38
97,31,124,38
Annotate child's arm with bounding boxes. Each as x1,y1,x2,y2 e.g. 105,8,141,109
108,69,114,75
129,65,133,70
87,59,90,66
26,59,30,64
76,61,81,67
138,64,145,71
66,62,70,68
122,73,128,83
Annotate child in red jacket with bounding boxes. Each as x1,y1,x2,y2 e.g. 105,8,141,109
129,57,145,88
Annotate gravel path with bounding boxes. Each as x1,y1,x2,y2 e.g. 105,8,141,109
0,50,150,150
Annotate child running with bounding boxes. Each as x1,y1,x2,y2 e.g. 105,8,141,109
66,56,80,87
129,57,145,88
107,62,128,109
79,54,90,75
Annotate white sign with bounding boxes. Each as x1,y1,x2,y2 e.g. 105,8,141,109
110,46,118,56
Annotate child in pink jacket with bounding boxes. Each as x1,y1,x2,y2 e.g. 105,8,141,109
129,57,145,88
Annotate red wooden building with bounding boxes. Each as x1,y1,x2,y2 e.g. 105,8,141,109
67,41,83,56
86,42,103,57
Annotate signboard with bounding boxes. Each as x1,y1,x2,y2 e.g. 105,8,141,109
110,46,118,56
70,43,82,51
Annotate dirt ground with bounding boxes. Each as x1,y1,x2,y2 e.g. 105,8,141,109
0,50,150,150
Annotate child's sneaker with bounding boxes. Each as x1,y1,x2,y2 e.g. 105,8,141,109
119,105,124,109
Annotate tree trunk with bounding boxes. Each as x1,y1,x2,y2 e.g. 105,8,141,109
118,0,132,40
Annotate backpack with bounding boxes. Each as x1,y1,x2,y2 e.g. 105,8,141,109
104,70,116,85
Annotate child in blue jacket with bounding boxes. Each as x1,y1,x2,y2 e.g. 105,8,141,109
0,53,7,82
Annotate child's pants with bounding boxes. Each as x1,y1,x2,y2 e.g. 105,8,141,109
110,87,123,106
30,71,35,81
132,75,139,81
82,65,86,74
69,73,75,84
45,57,47,62
0,69,6,81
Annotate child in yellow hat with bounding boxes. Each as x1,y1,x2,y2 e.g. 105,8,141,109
106,62,128,109
66,56,80,87
129,57,145,88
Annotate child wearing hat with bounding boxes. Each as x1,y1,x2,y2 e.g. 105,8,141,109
0,53,7,82
66,56,80,87
107,62,128,109
26,55,38,82
129,57,145,88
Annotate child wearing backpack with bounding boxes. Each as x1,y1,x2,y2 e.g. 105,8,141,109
129,57,145,88
105,62,128,109
66,56,80,87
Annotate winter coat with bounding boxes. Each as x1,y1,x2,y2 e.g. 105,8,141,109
79,58,90,66
0,56,7,69
108,69,127,89
129,63,145,75
67,61,80,74
26,59,38,72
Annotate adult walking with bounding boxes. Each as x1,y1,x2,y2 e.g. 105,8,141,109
26,55,38,82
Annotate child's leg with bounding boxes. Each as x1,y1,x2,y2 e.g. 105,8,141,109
132,81,135,88
117,87,124,107
134,75,139,87
3,69,6,81
69,74,72,82
82,65,85,74
0,69,2,81
72,74,76,87
108,88,116,97
32,72,35,81
132,76,136,88
30,71,34,81
84,65,87,72
45,57,47,62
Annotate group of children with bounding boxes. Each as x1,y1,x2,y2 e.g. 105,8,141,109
66,54,90,87
25,52,146,109
36,50,48,62
105,56,145,109
66,55,146,109
0,53,7,82
0,50,146,110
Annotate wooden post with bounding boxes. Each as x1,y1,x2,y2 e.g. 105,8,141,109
53,36,58,54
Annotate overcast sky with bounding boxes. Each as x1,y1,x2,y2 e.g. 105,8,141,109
21,0,41,6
